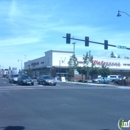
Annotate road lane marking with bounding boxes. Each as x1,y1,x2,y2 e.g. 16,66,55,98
117,86,130,89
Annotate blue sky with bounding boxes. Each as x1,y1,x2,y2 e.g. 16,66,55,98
0,0,130,70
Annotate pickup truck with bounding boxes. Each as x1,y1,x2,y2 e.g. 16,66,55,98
107,75,122,84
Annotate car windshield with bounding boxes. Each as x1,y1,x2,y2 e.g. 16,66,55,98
13,74,19,77
44,76,53,79
110,76,116,78
22,76,31,79
97,77,102,79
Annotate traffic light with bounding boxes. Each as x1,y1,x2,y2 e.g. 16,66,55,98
85,37,89,46
104,40,108,50
66,33,71,44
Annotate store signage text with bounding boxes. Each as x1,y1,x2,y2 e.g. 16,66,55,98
123,64,130,66
78,60,120,66
93,60,120,66
31,62,39,67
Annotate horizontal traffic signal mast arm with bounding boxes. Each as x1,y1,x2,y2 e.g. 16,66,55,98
63,36,104,44
63,36,130,50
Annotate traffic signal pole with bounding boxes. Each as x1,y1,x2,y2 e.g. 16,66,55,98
63,35,130,50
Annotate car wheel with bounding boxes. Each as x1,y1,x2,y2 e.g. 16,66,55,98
18,82,21,85
31,83,34,85
112,80,114,83
39,81,42,85
97,80,100,84
42,82,45,85
20,82,23,85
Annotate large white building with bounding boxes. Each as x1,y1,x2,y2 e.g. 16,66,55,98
24,50,130,78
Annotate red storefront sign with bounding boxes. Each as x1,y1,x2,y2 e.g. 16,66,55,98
78,60,120,66
93,60,120,66
31,62,39,67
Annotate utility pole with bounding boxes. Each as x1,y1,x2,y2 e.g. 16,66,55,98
59,59,62,79
18,60,22,73
21,60,22,71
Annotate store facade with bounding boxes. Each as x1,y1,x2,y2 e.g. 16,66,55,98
24,50,130,78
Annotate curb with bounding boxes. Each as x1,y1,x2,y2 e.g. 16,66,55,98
60,81,117,87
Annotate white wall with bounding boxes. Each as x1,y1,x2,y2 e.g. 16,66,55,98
52,52,73,67
92,57,130,70
24,50,130,71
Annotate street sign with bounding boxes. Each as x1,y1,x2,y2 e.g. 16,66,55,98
117,45,127,49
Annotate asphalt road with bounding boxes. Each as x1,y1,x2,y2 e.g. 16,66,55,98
0,78,130,130
0,78,10,86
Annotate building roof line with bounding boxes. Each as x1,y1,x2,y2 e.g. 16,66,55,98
45,50,73,53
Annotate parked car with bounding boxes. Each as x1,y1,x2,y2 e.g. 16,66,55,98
37,75,56,86
107,75,122,84
3,74,8,78
17,74,34,85
92,77,111,84
9,74,19,83
37,75,44,83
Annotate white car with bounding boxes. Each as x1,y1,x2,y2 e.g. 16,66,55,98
107,75,122,84
9,74,19,83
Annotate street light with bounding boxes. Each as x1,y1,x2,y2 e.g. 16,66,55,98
117,10,130,17
72,42,76,81
18,60,22,70
72,42,76,55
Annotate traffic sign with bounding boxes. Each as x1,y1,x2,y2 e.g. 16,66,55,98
117,45,126,49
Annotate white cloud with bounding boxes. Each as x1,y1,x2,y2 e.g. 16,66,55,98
0,0,130,70
8,0,21,22
0,37,41,47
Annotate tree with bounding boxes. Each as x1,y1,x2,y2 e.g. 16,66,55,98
77,66,87,81
68,54,78,78
99,65,110,77
118,55,121,58
89,67,100,78
27,67,33,77
110,51,116,58
83,50,93,79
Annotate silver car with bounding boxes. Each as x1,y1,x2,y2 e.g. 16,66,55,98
38,75,56,86
92,77,111,84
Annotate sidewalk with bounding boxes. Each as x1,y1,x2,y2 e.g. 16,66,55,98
63,81,118,87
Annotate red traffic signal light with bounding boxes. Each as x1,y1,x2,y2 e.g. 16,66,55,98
66,33,71,44
85,37,89,46
104,40,108,50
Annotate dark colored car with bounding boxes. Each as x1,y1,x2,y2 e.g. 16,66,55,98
17,74,34,85
37,75,44,83
3,74,7,78
37,75,56,86
9,74,19,83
